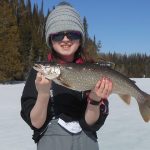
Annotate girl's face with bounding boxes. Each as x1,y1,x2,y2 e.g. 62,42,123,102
51,31,81,62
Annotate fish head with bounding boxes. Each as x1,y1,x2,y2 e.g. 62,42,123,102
33,64,60,80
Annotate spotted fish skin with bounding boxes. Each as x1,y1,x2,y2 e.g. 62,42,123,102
33,63,150,122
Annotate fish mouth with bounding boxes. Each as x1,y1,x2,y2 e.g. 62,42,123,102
33,64,61,80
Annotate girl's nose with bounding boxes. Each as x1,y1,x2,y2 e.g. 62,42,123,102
62,35,69,41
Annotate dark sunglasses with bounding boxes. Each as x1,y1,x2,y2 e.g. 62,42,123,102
51,31,81,42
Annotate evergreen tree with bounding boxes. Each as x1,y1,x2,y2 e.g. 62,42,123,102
0,1,23,82
18,0,32,73
26,0,32,20
31,3,42,62
83,17,100,61
83,16,89,40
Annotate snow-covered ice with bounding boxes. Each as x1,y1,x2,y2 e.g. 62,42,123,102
98,78,150,150
0,78,150,150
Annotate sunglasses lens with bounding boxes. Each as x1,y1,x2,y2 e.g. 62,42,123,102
51,31,81,42
51,33,64,42
67,32,81,40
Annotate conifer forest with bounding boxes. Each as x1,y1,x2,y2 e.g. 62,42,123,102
0,0,150,82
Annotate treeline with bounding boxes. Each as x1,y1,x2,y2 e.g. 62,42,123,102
0,0,99,82
0,0,149,83
102,53,150,78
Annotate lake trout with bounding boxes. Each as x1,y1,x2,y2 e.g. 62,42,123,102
33,63,150,122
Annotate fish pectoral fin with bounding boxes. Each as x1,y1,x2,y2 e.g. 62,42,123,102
131,79,136,84
118,94,131,105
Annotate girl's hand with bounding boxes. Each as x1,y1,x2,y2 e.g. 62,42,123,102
35,72,52,95
31,72,52,129
89,77,113,102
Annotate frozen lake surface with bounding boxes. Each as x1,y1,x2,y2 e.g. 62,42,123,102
0,78,150,150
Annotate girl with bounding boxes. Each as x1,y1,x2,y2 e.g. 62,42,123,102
21,2,113,150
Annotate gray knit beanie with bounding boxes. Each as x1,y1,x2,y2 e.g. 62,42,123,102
45,2,85,48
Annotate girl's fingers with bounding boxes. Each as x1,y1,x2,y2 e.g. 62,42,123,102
104,78,113,98
98,77,113,99
98,77,105,93
89,77,113,101
36,72,47,83
36,72,42,81
103,78,109,97
107,79,113,95
95,80,102,89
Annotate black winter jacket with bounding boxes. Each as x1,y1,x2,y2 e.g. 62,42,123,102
20,68,109,143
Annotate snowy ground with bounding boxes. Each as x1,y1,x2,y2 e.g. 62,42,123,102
0,78,150,150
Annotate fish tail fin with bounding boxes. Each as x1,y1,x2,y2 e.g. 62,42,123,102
138,93,150,122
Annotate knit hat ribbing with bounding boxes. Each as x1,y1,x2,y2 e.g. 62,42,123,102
45,2,85,48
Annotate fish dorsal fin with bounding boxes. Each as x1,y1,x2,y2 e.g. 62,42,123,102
118,94,131,105
131,79,136,84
